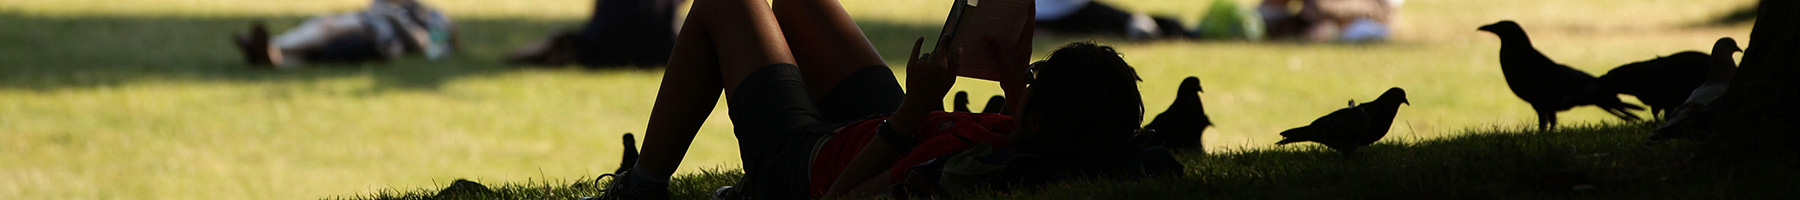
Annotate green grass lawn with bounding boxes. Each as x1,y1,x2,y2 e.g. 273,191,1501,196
349,124,1800,200
0,0,1758,199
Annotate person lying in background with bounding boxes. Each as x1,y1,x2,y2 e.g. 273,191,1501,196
589,0,1180,199
1035,0,1194,40
504,0,684,67
232,0,456,68
1260,0,1399,42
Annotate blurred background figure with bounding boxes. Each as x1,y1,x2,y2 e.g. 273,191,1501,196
506,0,684,67
1035,0,1193,40
1259,0,1400,42
233,0,456,68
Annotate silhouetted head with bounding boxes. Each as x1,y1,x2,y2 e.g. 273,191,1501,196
1179,76,1203,94
954,91,970,105
982,95,1006,114
1378,87,1409,105
1477,20,1526,38
1012,41,1144,155
1713,37,1742,54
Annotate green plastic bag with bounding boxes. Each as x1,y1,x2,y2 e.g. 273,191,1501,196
1197,0,1265,40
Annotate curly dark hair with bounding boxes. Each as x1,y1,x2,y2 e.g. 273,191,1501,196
1011,41,1144,155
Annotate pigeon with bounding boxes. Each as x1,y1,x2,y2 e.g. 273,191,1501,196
1139,77,1214,152
1479,20,1644,131
1650,38,1741,141
616,133,639,174
981,95,1006,114
1597,51,1710,118
1277,87,1409,155
953,91,972,113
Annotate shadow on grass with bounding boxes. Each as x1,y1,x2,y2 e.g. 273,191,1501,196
0,12,951,92
338,123,1800,199
960,124,1800,199
0,12,544,91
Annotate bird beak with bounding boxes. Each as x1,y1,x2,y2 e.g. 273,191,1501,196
1403,100,1411,105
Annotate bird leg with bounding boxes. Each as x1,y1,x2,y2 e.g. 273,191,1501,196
1537,111,1557,132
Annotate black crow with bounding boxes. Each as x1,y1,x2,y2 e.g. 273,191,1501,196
1479,20,1644,131
1598,51,1710,118
1650,38,1741,141
1277,87,1409,155
953,91,972,113
981,95,1006,114
1140,77,1214,152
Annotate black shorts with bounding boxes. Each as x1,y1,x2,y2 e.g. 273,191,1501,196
726,64,903,199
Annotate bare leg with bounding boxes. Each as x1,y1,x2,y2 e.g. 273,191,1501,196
632,0,797,180
767,2,896,196
269,14,369,66
771,0,888,100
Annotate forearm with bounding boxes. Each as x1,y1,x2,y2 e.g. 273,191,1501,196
1001,11,1034,115
824,136,901,198
826,92,933,197
889,94,938,136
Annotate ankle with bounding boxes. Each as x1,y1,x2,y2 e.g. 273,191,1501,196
628,165,671,185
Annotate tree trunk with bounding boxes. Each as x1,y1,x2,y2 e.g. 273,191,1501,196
1696,0,1800,166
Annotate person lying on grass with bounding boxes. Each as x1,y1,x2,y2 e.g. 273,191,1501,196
592,0,1180,199
231,0,456,68
503,0,683,67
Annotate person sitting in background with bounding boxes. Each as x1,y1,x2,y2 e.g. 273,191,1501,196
232,0,456,68
1260,0,1398,42
1035,0,1193,40
504,0,684,67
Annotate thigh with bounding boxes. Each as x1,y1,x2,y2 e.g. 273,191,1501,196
689,0,797,94
726,63,831,199
815,66,905,122
772,0,889,100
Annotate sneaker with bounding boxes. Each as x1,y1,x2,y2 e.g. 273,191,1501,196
711,185,739,200
585,172,670,200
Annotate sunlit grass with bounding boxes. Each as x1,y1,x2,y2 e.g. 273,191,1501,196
0,0,1758,199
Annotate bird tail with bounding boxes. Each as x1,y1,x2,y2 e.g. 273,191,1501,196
1583,86,1646,121
1594,98,1645,122
1276,127,1316,145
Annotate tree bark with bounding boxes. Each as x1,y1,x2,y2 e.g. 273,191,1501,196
1696,0,1800,166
